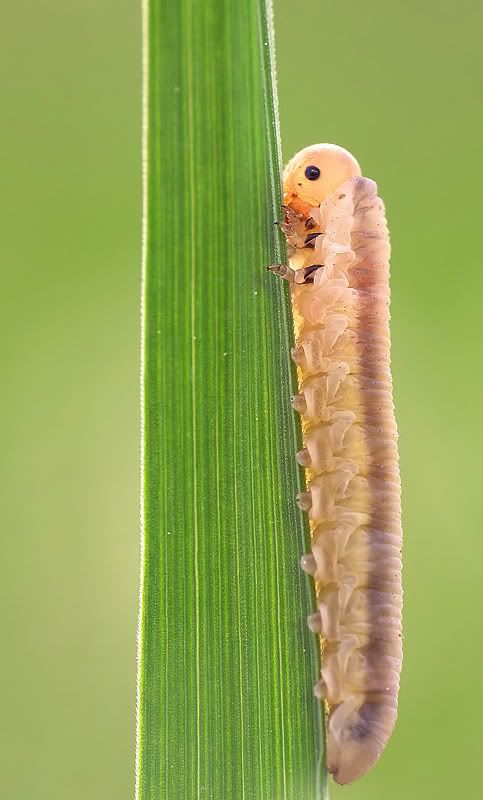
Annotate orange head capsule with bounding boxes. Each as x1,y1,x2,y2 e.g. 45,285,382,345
283,143,361,215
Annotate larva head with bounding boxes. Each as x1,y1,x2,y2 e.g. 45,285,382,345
283,143,361,216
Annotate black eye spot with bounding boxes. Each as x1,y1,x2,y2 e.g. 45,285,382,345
304,165,321,181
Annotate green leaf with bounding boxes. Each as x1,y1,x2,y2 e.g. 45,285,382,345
137,1,327,798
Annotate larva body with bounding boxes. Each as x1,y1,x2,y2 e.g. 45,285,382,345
276,144,402,785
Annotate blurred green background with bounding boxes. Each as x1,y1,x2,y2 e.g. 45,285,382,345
2,1,482,798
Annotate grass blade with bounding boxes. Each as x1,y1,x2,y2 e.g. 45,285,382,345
137,1,326,797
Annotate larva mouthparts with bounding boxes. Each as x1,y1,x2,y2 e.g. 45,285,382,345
274,143,402,785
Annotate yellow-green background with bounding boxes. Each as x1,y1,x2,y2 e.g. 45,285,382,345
2,1,482,798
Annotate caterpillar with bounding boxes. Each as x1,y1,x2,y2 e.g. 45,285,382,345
270,143,402,785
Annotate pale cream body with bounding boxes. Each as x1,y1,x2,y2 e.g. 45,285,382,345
281,147,402,785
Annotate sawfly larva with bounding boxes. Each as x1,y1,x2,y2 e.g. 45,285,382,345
270,143,402,785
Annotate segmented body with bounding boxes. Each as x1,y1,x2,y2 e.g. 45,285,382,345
283,175,402,784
